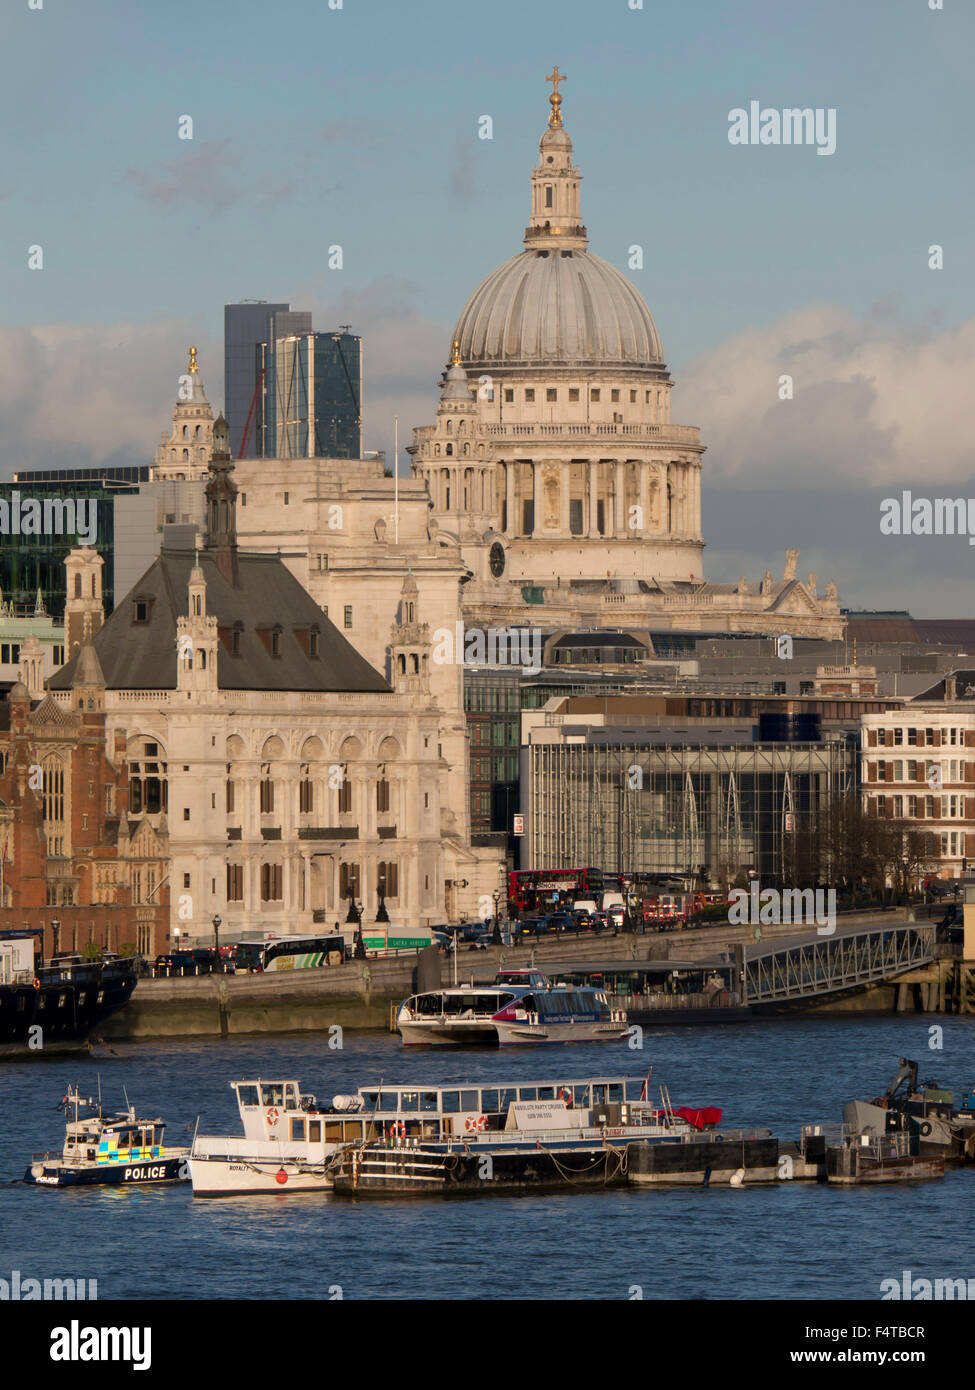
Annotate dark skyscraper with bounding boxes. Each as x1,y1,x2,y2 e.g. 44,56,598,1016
259,330,363,460
223,302,312,458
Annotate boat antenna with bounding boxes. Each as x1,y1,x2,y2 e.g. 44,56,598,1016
123,1083,131,1113
97,1073,102,1115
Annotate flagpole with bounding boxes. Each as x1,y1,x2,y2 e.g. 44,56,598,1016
393,415,399,545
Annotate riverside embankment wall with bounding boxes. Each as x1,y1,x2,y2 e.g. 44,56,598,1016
100,910,927,1041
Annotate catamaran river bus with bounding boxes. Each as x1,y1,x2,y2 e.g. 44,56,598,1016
396,972,628,1045
188,1074,724,1197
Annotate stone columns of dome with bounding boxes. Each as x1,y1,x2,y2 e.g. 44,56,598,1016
587,461,598,537
614,461,626,538
505,461,515,537
560,462,571,534
639,464,649,536
532,461,542,537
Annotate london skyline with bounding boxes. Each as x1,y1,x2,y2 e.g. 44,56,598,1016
3,0,973,614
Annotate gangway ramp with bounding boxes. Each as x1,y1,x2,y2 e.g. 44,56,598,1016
745,921,934,1007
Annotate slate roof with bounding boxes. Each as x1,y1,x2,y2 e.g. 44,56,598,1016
50,548,390,694
913,670,975,703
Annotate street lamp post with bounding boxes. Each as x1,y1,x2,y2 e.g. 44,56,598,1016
212,913,222,971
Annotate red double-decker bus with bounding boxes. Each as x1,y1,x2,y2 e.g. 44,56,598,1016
507,867,604,918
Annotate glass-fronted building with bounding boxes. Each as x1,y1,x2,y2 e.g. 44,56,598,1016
259,330,362,459
224,302,309,459
0,480,140,615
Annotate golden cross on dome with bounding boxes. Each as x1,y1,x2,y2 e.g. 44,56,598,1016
451,339,461,366
188,345,198,373
545,66,566,127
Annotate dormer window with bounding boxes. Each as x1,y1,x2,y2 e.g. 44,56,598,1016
133,599,151,624
270,627,282,658
309,628,320,659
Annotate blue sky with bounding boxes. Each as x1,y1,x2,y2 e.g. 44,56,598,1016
3,0,974,612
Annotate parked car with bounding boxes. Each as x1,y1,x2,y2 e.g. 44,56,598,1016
545,912,575,933
152,951,201,978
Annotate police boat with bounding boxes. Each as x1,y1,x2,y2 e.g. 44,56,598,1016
24,1085,190,1187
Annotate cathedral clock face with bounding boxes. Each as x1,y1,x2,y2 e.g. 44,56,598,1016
489,542,506,578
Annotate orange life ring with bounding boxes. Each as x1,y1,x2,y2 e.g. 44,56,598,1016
266,1107,279,1126
32,978,41,991
465,1114,487,1132
390,1120,406,1138
558,1088,573,1108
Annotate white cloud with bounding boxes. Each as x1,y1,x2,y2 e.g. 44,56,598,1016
674,304,975,490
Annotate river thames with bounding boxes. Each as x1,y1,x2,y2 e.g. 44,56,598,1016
2,1015,973,1301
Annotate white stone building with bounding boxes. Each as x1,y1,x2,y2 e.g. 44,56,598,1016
410,74,844,639
49,420,477,939
861,672,975,878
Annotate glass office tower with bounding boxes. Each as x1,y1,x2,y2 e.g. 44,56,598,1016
259,330,363,459
223,302,312,459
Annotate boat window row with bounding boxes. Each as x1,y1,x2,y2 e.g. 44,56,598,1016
410,991,516,1016
360,1082,629,1114
524,989,607,1018
237,1083,300,1109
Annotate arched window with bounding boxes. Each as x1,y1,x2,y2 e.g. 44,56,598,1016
182,426,188,439
73,574,82,598
183,448,189,462
192,594,202,616
446,443,453,456
398,654,406,674
410,654,419,674
194,425,201,439
200,649,207,669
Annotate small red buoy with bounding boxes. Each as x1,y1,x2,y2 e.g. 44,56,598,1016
275,1167,288,1185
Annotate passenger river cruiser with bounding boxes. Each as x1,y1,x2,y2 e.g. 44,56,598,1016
189,1072,719,1197
189,1079,373,1197
24,1086,189,1188
331,1074,723,1196
396,972,628,1045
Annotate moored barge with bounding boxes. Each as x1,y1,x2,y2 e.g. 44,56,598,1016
1,931,137,1058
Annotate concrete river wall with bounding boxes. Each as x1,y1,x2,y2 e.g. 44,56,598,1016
100,910,939,1042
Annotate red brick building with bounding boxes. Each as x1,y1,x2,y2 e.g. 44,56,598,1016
0,642,169,960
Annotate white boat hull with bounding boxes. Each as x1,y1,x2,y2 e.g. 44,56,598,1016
189,1153,336,1197
398,1019,630,1046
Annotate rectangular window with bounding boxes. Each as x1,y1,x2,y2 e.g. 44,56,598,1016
876,796,887,817
260,864,283,901
377,779,390,813
925,728,935,746
893,727,903,745
525,389,535,403
344,605,353,629
338,780,352,815
260,780,274,815
590,388,600,402
299,779,314,814
877,728,886,746
227,864,244,902
182,807,190,821
568,388,579,402
891,761,903,782
611,389,620,402
908,796,918,817
907,761,918,781
504,388,514,402
546,388,557,402
283,492,290,505
226,780,235,813
877,762,886,782
908,728,918,746
339,862,360,899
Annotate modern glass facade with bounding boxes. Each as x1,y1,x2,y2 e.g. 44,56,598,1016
223,302,294,459
13,466,149,485
0,482,136,614
259,331,362,459
526,737,857,885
